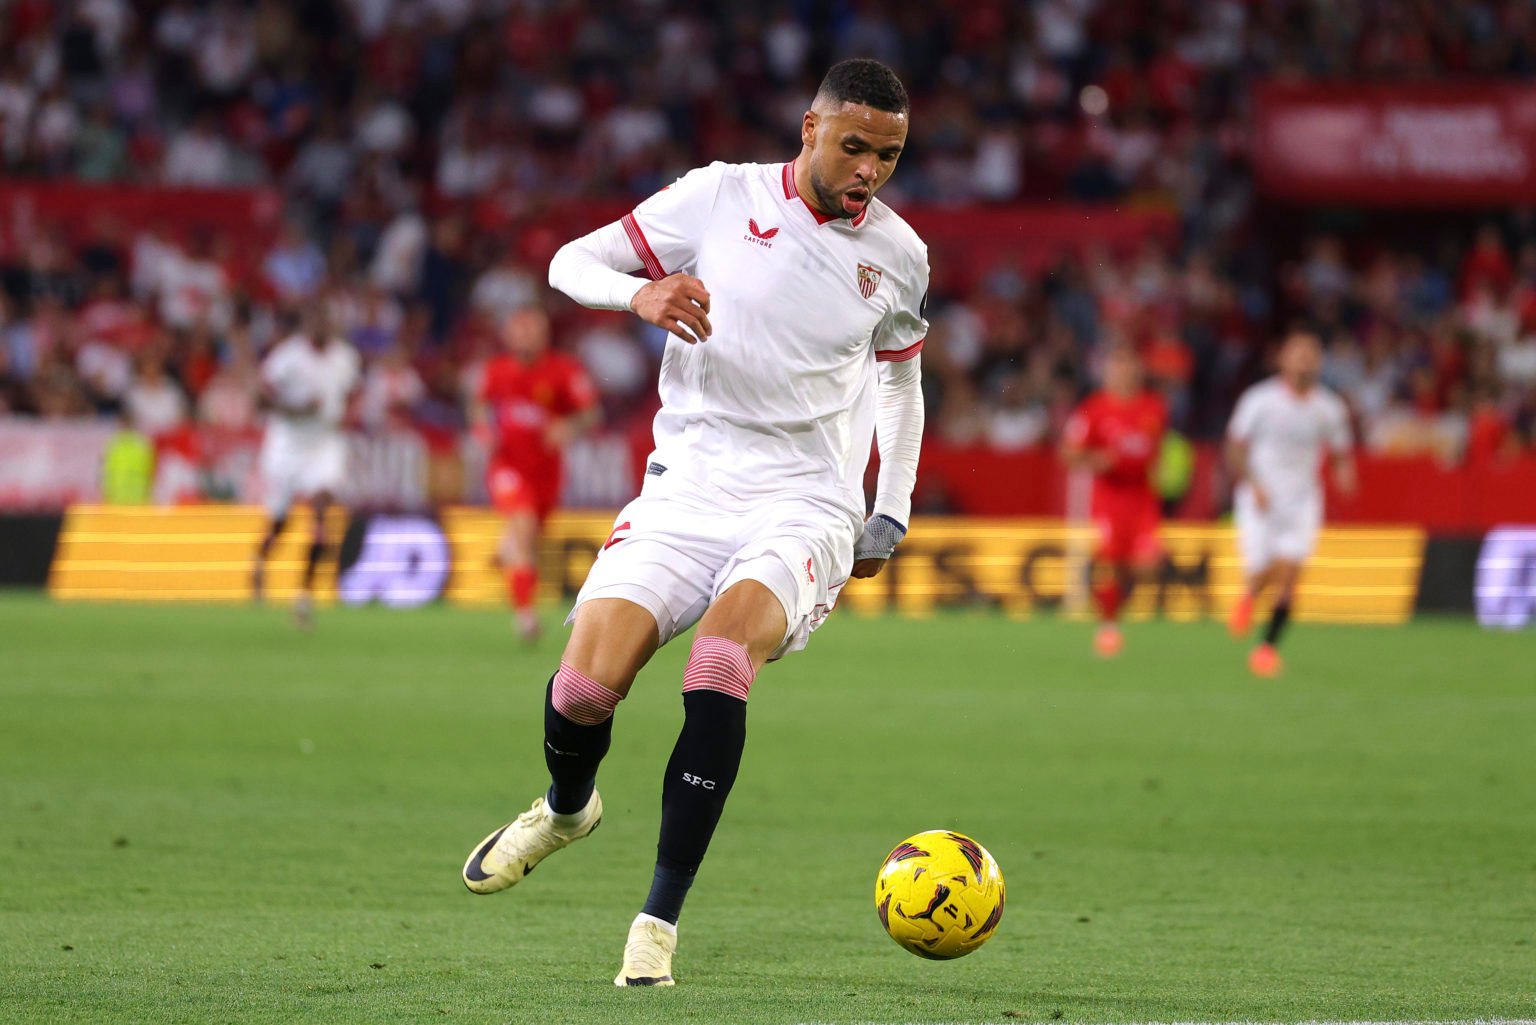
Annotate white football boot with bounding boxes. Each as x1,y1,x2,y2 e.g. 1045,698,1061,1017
461,791,602,894
614,914,677,987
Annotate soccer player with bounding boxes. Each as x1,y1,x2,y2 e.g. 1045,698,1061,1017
460,59,927,986
250,305,360,627
474,305,600,641
1226,330,1356,677
1061,346,1168,657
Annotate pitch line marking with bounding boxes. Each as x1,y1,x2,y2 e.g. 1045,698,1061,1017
792,1020,1536,1025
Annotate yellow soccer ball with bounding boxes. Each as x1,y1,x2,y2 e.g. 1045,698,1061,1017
874,830,1005,960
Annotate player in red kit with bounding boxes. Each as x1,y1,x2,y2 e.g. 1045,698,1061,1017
474,306,600,641
1061,346,1168,658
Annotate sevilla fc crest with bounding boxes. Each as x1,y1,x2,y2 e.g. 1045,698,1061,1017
857,262,882,300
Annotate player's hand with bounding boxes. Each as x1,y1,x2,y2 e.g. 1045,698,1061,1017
1334,460,1358,498
851,514,906,579
544,417,576,448
631,274,711,344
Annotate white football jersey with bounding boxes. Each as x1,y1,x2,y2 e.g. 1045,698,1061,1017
1228,377,1352,506
260,334,360,456
621,160,929,524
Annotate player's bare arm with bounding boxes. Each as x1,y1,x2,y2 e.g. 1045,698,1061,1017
1333,452,1358,497
631,274,711,344
468,395,493,444
1226,436,1269,511
1061,435,1114,474
258,381,318,418
545,406,602,448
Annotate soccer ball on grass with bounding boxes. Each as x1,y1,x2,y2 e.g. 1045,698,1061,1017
874,830,1005,959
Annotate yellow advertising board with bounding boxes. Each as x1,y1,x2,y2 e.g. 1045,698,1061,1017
48,506,1424,624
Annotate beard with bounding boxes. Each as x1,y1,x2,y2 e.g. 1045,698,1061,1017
808,164,857,220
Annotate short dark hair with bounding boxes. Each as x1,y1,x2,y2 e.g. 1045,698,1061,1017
815,59,909,115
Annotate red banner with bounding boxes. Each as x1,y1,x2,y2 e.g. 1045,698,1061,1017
1253,82,1536,206
0,180,284,253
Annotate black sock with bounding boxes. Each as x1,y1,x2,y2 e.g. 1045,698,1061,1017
642,689,747,924
640,863,696,926
1265,601,1291,647
543,676,612,814
258,518,285,559
303,541,326,589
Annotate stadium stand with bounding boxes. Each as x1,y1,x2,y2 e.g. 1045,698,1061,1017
1,0,1535,511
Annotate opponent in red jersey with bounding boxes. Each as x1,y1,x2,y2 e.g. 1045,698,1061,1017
474,306,600,641
1061,346,1168,658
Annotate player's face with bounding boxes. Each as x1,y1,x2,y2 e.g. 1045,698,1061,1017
1104,350,1141,397
305,307,332,348
1279,334,1323,389
802,102,907,220
502,308,550,362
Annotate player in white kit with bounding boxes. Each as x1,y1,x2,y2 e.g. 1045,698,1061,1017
1225,330,1356,677
251,305,361,627
459,60,928,986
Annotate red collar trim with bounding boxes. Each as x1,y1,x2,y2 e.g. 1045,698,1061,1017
782,159,867,228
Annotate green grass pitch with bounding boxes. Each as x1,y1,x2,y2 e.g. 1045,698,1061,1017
2,592,1533,1025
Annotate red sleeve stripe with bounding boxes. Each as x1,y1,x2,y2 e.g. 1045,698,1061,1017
876,338,924,362
621,213,667,281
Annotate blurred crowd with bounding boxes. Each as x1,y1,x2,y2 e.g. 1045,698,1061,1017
2,0,1536,464
922,221,1536,463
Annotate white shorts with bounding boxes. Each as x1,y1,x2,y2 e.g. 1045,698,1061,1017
1235,485,1322,573
260,436,348,516
568,474,857,661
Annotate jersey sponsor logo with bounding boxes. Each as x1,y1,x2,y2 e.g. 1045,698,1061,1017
857,262,883,299
645,461,668,477
744,218,779,247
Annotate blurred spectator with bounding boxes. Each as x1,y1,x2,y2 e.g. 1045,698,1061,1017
152,231,233,333
74,101,129,181
471,248,538,325
263,221,327,305
123,353,187,436
0,337,30,413
198,350,260,431
162,112,238,185
986,372,1050,451
101,415,156,505
286,113,354,213
357,345,425,431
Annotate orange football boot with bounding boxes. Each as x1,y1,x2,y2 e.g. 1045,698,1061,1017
1228,593,1255,638
1093,623,1124,658
1248,643,1282,678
